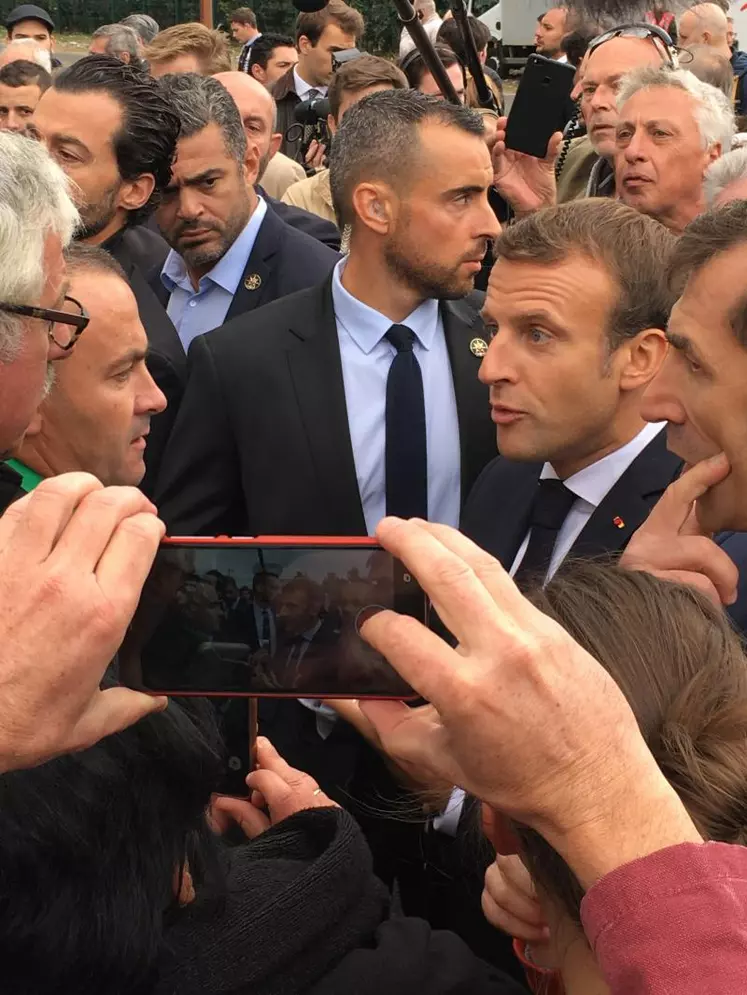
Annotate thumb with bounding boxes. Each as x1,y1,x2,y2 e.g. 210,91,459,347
544,131,563,164
71,688,168,753
211,794,270,839
642,453,730,536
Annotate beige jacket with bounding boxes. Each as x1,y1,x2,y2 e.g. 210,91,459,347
281,167,337,226
261,152,306,200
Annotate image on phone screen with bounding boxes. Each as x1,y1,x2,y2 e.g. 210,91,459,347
119,540,423,699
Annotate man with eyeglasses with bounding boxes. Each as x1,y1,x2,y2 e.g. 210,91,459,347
8,244,166,494
0,129,166,773
492,23,676,211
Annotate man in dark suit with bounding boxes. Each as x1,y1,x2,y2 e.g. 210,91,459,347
151,73,339,350
155,92,499,843
31,55,186,491
414,198,684,967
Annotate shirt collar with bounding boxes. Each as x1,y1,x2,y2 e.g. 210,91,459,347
161,197,268,296
331,258,440,355
540,422,665,509
293,66,327,99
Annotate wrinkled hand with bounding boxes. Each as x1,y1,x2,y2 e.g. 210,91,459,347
211,737,337,839
490,116,561,216
482,854,553,956
621,454,738,606
358,518,702,888
304,138,327,171
0,473,167,772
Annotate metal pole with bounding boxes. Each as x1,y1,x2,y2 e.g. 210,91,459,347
393,0,461,105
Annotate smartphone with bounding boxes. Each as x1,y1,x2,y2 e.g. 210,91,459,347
119,537,425,700
504,54,576,159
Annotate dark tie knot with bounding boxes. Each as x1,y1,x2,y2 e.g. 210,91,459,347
530,478,576,530
386,324,416,353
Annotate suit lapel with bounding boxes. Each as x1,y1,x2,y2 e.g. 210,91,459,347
572,430,683,558
441,294,494,500
224,207,284,323
285,278,367,535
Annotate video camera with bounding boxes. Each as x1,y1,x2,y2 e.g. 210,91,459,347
289,48,364,167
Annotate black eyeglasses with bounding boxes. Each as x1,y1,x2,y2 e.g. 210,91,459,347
587,22,679,70
0,295,90,351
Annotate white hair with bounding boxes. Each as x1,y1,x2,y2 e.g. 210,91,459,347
0,133,79,361
617,66,735,156
1,38,53,73
704,146,747,206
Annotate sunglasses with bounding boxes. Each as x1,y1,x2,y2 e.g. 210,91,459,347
0,295,89,351
587,22,679,70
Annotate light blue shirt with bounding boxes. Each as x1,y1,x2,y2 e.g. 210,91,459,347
331,259,462,535
162,197,268,350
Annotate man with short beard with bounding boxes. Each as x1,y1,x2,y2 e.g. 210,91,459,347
32,55,186,491
152,72,338,349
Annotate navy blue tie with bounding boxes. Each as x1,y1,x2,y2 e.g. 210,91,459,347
513,479,576,589
385,324,428,521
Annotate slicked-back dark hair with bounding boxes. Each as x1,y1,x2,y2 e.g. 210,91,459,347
668,200,747,348
52,55,179,226
399,41,461,89
329,88,484,228
157,72,248,164
0,698,224,995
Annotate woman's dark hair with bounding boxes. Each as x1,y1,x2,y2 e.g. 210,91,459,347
52,55,180,225
0,698,224,994
517,562,747,923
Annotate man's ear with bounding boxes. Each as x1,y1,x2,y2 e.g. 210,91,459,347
351,181,396,235
251,64,266,84
297,33,312,56
270,132,282,158
118,174,156,214
244,144,261,185
22,407,44,439
327,113,337,136
619,328,669,392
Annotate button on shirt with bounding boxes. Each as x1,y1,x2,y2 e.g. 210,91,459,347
161,197,268,351
331,259,462,535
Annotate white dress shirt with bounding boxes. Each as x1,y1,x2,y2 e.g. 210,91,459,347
331,259,462,535
293,66,327,99
434,421,666,836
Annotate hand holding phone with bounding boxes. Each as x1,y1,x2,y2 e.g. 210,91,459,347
491,114,563,216
504,55,575,159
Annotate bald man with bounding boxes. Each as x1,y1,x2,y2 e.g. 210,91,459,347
214,70,340,248
680,2,747,112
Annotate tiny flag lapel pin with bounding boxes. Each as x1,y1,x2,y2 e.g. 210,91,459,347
613,516,625,529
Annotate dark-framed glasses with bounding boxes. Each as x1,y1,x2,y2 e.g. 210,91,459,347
0,295,90,351
587,22,679,70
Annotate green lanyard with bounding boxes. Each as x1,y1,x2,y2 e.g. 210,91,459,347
4,459,44,493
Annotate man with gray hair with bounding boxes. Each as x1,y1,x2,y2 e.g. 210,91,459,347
615,66,734,232
0,37,52,73
704,144,747,205
151,72,338,350
120,12,159,46
88,23,145,71
0,130,166,772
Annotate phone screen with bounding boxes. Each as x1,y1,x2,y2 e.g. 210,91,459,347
119,540,423,699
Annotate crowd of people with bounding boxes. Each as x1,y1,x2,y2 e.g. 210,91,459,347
2,0,747,992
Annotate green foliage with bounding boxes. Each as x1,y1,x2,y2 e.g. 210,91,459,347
0,0,401,53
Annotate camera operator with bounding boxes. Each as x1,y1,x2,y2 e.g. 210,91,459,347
0,130,165,773
272,0,364,165
282,55,408,228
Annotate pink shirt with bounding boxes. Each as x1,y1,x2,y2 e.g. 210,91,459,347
582,842,747,993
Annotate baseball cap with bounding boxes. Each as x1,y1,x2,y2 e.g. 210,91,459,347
5,5,55,32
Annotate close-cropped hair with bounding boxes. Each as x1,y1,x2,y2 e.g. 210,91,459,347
231,7,257,28
0,57,50,91
295,0,364,47
63,241,128,282
494,199,678,350
248,32,295,71
704,146,747,206
518,561,747,923
144,22,232,74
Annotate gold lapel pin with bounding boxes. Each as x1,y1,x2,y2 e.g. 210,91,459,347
470,337,488,358
244,273,262,291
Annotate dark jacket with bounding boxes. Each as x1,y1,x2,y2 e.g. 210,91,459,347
271,66,304,163
153,807,525,995
149,205,339,327
260,187,341,251
732,50,747,115
461,429,682,567
103,224,186,495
